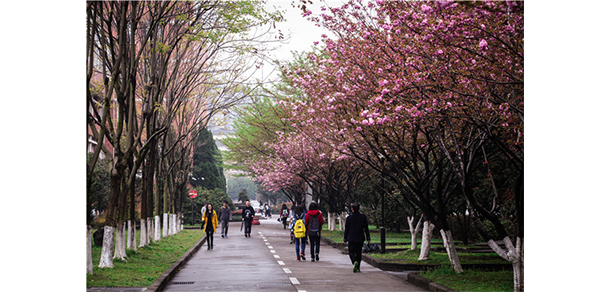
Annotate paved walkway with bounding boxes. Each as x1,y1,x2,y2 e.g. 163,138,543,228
162,218,427,292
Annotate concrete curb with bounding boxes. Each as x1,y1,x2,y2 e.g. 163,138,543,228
145,234,207,292
406,273,457,292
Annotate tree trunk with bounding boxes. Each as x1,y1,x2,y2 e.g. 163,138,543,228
139,219,148,247
338,212,346,231
113,221,126,260
163,213,169,237
154,215,161,242
418,221,434,260
488,236,523,292
99,226,115,268
408,215,423,250
178,212,183,232
147,217,154,242
328,212,336,231
127,219,137,251
440,229,463,273
87,226,93,274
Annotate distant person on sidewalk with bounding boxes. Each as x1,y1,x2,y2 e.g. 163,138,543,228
280,203,289,229
219,200,232,238
305,202,325,262
242,200,255,237
202,203,219,250
292,205,308,261
344,202,371,272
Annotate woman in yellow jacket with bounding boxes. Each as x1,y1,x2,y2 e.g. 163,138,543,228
202,203,219,250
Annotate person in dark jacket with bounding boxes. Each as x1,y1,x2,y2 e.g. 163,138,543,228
305,202,325,262
343,202,371,273
219,200,232,238
242,200,255,237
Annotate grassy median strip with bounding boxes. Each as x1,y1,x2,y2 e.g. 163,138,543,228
87,229,203,287
420,266,514,292
322,228,514,292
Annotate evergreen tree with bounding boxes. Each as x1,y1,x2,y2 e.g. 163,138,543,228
190,128,227,192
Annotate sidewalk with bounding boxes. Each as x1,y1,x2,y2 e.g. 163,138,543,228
162,218,428,292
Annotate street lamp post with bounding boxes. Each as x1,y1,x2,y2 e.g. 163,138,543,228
378,153,386,254
380,177,386,254
188,189,198,226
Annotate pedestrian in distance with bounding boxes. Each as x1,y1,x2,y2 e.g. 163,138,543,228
202,203,219,250
280,203,289,229
343,202,371,273
289,205,296,244
242,200,255,237
305,202,324,262
219,200,232,238
292,205,308,261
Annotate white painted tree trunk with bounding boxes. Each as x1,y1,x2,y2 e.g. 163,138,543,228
163,213,169,237
127,220,137,251
114,222,127,260
178,212,183,231
139,219,148,247
418,221,435,260
147,217,154,242
338,212,346,231
87,226,93,274
328,212,336,231
169,214,175,236
113,222,125,259
440,229,463,273
98,226,115,268
127,220,133,250
408,215,423,250
172,213,177,235
154,215,161,242
488,236,524,292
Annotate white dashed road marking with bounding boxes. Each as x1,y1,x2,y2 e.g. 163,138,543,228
283,268,292,274
289,277,300,285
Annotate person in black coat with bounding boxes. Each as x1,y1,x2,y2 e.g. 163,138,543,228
343,202,371,273
242,200,255,237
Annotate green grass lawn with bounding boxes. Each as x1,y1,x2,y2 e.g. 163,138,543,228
322,228,514,292
420,266,514,292
322,229,443,245
368,249,508,265
87,229,203,287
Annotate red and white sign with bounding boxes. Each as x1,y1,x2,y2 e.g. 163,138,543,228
189,190,198,199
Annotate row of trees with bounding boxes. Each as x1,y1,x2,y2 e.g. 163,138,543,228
86,0,283,272
224,1,523,291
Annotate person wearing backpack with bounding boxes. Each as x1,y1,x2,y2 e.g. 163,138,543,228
292,205,307,261
305,202,325,262
343,202,371,273
280,204,289,229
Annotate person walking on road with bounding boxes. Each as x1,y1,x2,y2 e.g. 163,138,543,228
292,205,307,261
305,202,324,262
280,204,289,229
219,200,232,238
344,202,371,272
202,203,219,250
242,200,255,237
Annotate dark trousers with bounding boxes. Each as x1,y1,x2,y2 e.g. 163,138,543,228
348,241,364,264
309,233,321,257
206,230,214,248
244,220,252,234
221,220,229,235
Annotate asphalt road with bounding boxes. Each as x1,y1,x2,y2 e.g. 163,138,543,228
162,217,427,292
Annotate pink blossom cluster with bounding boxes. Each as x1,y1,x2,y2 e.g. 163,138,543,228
247,0,523,193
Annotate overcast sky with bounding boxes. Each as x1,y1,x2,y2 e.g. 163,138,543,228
263,0,337,62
